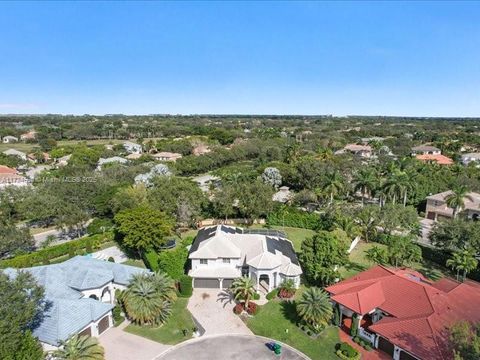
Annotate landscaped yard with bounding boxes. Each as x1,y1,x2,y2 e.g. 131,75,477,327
122,259,147,268
250,225,315,252
125,298,195,345
246,290,340,360
340,241,452,281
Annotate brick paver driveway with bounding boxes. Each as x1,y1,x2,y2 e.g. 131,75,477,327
156,334,309,360
187,289,252,335
99,322,170,360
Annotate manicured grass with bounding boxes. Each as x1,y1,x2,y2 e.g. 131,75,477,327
246,294,339,360
250,225,315,252
340,241,452,281
125,298,195,345
122,259,146,268
180,229,198,240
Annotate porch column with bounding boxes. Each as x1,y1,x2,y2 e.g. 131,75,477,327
393,345,401,360
219,278,223,289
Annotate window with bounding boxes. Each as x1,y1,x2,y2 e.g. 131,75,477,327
222,258,230,264
200,259,208,265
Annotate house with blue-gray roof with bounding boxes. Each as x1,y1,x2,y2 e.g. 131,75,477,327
3,256,148,351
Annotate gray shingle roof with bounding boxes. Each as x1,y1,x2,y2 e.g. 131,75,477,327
3,256,148,345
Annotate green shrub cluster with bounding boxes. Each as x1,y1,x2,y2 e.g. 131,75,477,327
252,292,260,300
266,288,278,300
178,275,193,298
336,342,360,360
266,206,321,230
143,250,160,271
157,246,188,280
87,218,114,235
0,232,113,268
112,305,125,327
353,337,372,351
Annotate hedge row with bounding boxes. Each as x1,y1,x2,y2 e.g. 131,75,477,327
266,207,321,230
419,244,480,282
0,232,114,268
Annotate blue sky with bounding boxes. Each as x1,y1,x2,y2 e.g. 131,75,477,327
0,1,479,116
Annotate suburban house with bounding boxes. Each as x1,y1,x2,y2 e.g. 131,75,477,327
425,190,480,220
123,141,143,154
151,151,183,162
415,154,453,165
96,156,128,170
3,148,27,160
55,154,72,167
411,145,441,156
2,135,19,143
188,225,302,292
3,256,147,351
192,174,220,193
461,152,480,166
326,265,480,360
0,165,28,189
20,130,37,141
336,144,373,158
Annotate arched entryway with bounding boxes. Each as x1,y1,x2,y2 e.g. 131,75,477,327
259,274,270,293
101,287,112,303
89,294,99,300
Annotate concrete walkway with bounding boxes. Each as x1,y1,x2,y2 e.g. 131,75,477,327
156,334,309,360
99,321,170,360
187,289,253,335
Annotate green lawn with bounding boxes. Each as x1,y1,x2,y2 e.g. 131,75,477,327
340,241,452,281
125,298,195,345
246,295,339,360
249,225,315,252
122,259,146,268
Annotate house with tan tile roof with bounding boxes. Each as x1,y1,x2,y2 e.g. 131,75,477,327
425,190,480,221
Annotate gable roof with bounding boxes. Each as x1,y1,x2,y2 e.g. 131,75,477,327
0,165,17,174
426,191,480,211
327,265,480,360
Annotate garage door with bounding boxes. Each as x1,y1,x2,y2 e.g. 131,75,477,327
194,278,220,288
78,326,92,337
400,350,419,360
222,278,234,289
98,315,110,334
378,337,395,357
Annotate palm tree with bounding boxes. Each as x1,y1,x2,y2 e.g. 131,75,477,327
445,186,470,219
365,245,387,265
447,249,478,282
334,216,359,239
323,171,345,205
53,335,104,360
296,287,333,331
151,271,177,302
353,169,377,205
121,272,173,325
316,147,334,161
230,276,256,309
383,170,414,206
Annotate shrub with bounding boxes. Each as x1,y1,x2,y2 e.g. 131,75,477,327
246,302,258,315
353,337,360,344
112,305,125,326
278,288,295,299
336,342,360,360
365,345,372,351
266,288,278,300
87,218,114,235
233,303,244,315
143,250,159,271
0,232,114,268
108,257,115,262
178,275,193,298
252,292,260,300
267,206,322,230
86,239,93,253
157,246,188,280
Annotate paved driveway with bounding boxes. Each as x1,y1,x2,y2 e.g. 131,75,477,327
187,289,252,335
99,322,170,360
156,335,309,360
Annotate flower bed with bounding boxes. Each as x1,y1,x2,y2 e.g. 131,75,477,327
335,342,361,360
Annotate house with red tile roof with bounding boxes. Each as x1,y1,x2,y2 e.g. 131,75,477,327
326,265,480,360
415,154,453,165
